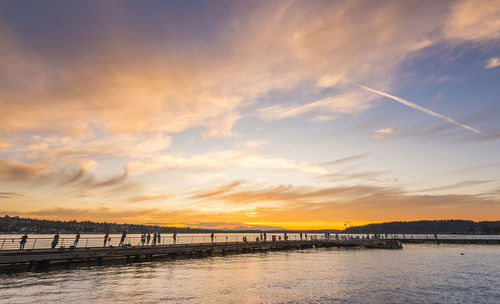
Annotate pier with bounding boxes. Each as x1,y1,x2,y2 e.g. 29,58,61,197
0,238,401,271
2,233,499,272
395,238,500,245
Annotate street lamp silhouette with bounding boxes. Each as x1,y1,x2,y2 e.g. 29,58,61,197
344,222,352,238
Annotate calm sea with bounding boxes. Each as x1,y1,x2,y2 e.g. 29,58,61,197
0,244,498,303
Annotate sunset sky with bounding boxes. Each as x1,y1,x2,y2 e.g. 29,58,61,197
1,0,499,230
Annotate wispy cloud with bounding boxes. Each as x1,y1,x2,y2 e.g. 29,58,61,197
318,153,374,166
191,181,243,200
130,147,327,175
372,127,399,139
128,193,174,202
346,80,484,135
320,170,391,182
444,0,500,41
412,180,495,193
64,165,131,189
485,57,500,69
0,192,24,199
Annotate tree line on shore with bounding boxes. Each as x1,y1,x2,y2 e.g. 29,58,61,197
1,215,499,234
0,215,208,234
344,220,500,234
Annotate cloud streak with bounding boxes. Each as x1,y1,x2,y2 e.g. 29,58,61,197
128,193,174,203
346,80,484,136
412,180,495,193
317,153,373,166
0,192,24,199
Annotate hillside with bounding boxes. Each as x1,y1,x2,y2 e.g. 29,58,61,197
0,215,209,234
344,220,500,234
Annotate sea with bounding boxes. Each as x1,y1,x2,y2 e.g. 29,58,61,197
0,242,498,303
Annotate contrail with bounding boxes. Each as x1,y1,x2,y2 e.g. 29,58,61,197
345,80,484,135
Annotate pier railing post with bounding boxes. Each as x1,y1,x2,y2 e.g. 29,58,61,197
32,239,37,250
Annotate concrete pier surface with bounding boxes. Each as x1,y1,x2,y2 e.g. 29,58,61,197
0,238,401,271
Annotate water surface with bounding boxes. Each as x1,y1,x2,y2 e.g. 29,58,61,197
1,244,498,303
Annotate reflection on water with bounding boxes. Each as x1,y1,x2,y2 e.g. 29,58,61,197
1,244,499,303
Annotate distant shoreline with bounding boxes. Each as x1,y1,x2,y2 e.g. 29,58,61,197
2,215,499,235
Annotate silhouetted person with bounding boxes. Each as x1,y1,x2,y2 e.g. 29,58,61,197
147,233,151,244
152,232,157,246
51,232,60,249
210,232,214,243
300,232,303,240
173,232,177,244
141,233,146,246
20,234,28,250
157,233,161,244
119,231,127,247
73,233,80,247
104,233,109,247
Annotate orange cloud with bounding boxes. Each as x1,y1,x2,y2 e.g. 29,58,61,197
444,0,500,41
187,181,500,225
129,193,174,203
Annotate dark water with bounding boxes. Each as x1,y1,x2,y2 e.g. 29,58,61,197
1,244,498,303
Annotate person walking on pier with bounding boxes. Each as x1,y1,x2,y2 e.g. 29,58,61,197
119,231,127,247
173,232,177,244
104,233,109,247
19,233,28,250
147,233,151,245
300,232,303,240
210,232,215,243
73,233,80,247
51,232,60,249
141,233,146,246
157,233,161,244
152,232,157,246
